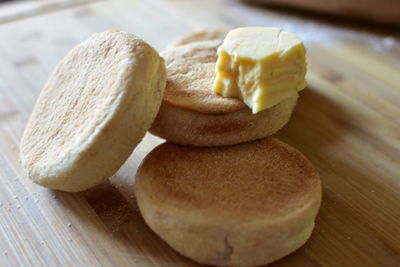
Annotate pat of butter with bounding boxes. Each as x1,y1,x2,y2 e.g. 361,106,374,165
213,27,307,114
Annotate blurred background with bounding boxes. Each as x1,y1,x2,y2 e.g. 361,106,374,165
1,0,400,25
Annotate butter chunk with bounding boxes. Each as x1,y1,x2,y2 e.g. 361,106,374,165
213,27,307,114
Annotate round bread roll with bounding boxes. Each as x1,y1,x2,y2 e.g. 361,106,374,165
168,28,229,48
135,138,321,266
150,40,298,146
20,30,166,192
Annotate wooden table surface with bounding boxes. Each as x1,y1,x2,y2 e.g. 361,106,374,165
1,0,399,266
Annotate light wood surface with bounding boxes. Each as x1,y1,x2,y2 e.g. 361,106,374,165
0,0,101,24
0,0,399,266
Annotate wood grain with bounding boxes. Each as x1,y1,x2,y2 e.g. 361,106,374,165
0,0,399,266
0,0,103,24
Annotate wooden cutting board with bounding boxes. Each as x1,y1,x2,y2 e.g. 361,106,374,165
0,0,399,266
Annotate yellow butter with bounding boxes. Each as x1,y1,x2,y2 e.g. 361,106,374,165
213,27,307,114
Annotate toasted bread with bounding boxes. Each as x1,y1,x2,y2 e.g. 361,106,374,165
150,41,298,146
20,30,166,192
135,138,322,266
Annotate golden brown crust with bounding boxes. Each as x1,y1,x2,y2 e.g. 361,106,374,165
137,138,320,218
150,94,298,146
20,30,166,192
135,138,322,266
162,40,246,115
152,40,298,146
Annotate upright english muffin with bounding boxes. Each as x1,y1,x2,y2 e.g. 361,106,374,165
20,30,166,192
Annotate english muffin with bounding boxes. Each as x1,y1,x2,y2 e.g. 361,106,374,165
150,40,298,146
20,30,166,192
135,137,322,266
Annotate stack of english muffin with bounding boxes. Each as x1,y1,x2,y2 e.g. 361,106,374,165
20,29,321,266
